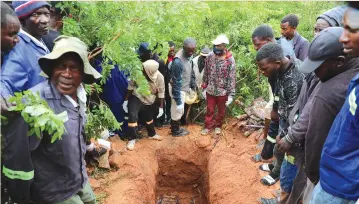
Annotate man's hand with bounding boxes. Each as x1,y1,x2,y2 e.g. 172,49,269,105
277,135,293,153
176,103,184,114
225,96,233,106
122,100,128,113
271,110,279,122
1,97,11,113
157,108,164,118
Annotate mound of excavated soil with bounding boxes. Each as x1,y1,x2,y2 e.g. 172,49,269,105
89,122,279,204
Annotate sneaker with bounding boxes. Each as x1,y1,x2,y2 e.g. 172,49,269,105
126,139,136,151
149,134,163,141
215,128,221,135
201,128,210,135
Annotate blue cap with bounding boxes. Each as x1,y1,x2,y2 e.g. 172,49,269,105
136,42,151,55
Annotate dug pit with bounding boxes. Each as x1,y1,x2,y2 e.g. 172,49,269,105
155,146,209,204
100,124,279,204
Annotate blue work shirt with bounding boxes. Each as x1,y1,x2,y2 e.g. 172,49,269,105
320,73,359,201
1,31,49,97
94,58,129,133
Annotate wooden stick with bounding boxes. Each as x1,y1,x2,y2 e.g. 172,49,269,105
192,106,206,123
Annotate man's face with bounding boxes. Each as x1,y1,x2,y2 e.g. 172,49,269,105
314,19,330,37
51,53,83,97
281,22,295,39
252,37,270,51
23,6,50,38
183,44,196,58
314,57,344,82
1,16,20,53
168,46,175,57
340,8,359,57
257,58,280,78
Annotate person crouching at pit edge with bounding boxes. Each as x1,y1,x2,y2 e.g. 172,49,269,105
2,35,101,204
201,34,236,136
122,59,165,151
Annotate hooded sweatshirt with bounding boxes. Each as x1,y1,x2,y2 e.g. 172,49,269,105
128,60,165,105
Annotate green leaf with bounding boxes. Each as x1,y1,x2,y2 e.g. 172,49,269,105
27,128,35,136
23,106,35,114
57,111,69,122
37,114,49,126
31,106,48,117
34,127,41,138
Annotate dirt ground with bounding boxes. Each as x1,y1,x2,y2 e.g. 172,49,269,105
88,121,280,204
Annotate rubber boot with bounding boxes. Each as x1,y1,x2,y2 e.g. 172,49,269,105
127,126,140,140
171,120,189,137
145,122,156,137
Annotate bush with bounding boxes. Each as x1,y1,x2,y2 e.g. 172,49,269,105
59,1,341,116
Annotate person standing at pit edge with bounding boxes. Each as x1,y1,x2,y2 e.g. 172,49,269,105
250,24,296,163
280,14,309,61
169,37,197,136
256,43,304,195
1,0,51,98
162,41,176,125
122,60,165,150
201,34,236,136
310,5,359,204
2,35,101,204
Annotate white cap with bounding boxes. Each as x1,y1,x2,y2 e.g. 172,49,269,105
212,34,229,45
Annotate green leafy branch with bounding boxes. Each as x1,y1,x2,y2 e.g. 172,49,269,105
85,101,122,142
7,91,68,143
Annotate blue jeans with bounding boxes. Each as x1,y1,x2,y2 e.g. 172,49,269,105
310,182,357,204
280,155,298,193
268,120,279,137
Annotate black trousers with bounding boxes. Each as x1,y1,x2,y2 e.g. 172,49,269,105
127,95,156,140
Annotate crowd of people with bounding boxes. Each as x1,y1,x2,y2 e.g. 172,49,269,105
0,1,358,204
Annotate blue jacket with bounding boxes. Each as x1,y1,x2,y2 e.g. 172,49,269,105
94,59,128,104
1,32,48,97
320,73,359,201
94,58,128,132
170,58,184,105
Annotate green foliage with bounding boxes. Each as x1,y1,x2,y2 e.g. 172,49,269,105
7,91,68,143
85,101,122,142
59,1,341,115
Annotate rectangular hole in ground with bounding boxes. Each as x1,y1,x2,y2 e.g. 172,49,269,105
155,153,209,204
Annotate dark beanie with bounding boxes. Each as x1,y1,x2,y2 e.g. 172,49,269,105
12,1,50,20
317,6,347,27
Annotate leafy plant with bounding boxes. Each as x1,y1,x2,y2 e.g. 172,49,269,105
56,1,341,117
6,91,68,143
85,101,121,142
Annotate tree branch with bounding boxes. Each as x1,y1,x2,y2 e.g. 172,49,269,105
88,32,122,60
